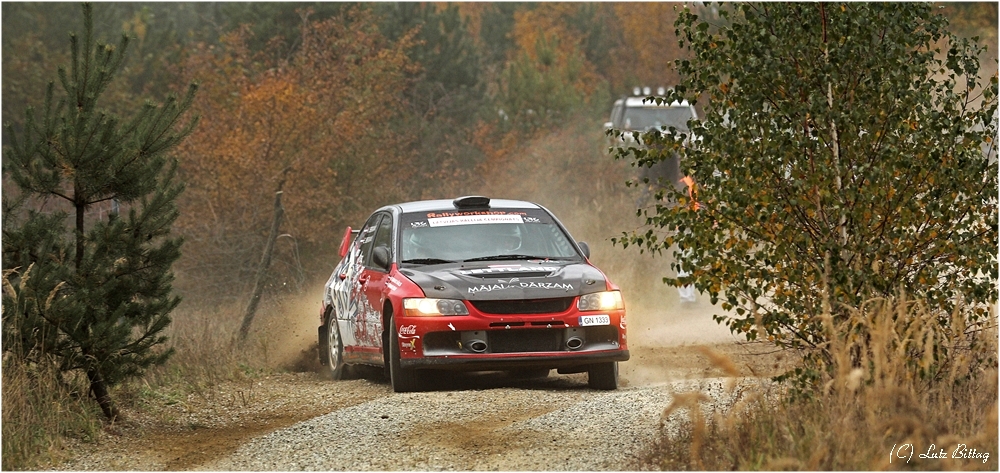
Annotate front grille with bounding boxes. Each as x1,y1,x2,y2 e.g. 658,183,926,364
489,329,561,353
490,322,525,327
471,297,573,315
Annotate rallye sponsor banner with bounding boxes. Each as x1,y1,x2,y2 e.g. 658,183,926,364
428,214,524,227
401,208,547,229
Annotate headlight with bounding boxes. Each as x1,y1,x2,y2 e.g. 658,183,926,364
577,291,624,311
403,298,469,316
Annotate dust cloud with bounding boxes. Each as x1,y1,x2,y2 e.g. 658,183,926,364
595,247,743,386
253,114,740,384
251,285,327,372
474,114,741,386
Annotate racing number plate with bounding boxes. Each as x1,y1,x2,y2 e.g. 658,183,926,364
579,314,610,326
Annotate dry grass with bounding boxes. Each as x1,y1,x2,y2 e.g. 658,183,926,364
0,265,271,470
1,357,103,470
647,297,999,470
112,300,299,416
0,268,102,469
0,290,274,470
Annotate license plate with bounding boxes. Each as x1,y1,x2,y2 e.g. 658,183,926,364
579,314,610,326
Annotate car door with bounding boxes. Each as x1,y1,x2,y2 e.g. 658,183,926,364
358,212,393,351
334,213,381,352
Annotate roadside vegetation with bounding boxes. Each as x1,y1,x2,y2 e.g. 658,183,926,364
612,1,996,381
2,2,996,470
651,297,997,470
615,2,998,470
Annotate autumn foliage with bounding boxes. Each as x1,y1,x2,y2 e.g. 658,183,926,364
610,3,684,88
173,9,417,299
3,4,697,306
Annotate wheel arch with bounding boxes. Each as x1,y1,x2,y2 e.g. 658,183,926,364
323,303,335,325
381,300,394,344
381,300,394,373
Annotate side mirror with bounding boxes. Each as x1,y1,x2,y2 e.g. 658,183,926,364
577,241,591,259
372,245,391,270
338,226,353,258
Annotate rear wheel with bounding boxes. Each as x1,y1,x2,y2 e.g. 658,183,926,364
588,362,618,390
388,314,422,392
323,313,350,380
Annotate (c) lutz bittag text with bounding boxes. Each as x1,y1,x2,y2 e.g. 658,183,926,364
890,443,990,464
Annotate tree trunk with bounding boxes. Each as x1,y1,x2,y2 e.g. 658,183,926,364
238,176,287,343
87,368,120,421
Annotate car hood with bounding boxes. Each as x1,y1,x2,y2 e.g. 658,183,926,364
398,260,606,301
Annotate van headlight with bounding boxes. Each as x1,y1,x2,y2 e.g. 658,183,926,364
577,291,624,311
403,298,469,316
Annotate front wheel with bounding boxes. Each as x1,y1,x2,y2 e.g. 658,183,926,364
588,362,618,390
388,314,422,392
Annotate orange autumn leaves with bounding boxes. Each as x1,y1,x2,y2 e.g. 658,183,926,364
611,3,684,89
474,3,685,179
511,3,602,99
506,2,683,99
172,3,688,251
174,9,415,248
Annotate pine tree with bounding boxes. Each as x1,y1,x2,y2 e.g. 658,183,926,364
2,3,198,420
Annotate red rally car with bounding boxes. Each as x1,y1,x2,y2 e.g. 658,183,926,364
318,196,629,392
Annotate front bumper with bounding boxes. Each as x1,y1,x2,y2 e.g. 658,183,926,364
400,348,630,371
395,306,628,371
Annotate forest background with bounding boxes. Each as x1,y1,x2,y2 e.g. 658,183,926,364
3,1,715,313
3,2,995,312
1,2,997,469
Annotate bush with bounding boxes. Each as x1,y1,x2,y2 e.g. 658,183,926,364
648,296,998,470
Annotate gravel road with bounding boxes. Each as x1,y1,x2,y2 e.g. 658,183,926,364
193,292,759,471
52,366,766,472
50,285,788,471
201,376,741,471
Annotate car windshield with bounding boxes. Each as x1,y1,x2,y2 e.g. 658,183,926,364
623,106,694,131
399,209,581,264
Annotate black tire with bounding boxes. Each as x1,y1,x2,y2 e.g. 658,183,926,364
323,313,350,380
588,362,619,390
388,314,422,392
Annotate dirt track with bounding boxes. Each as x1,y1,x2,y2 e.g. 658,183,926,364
50,284,792,471
53,344,785,471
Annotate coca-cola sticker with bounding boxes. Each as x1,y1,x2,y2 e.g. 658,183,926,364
398,324,418,336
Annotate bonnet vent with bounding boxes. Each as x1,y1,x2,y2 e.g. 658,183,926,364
453,196,490,208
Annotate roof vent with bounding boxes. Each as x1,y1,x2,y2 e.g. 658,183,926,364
453,196,490,208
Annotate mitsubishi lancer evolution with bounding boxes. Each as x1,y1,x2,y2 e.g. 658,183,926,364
317,196,629,392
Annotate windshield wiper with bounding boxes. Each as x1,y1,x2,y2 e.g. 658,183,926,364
401,258,455,265
463,254,563,262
